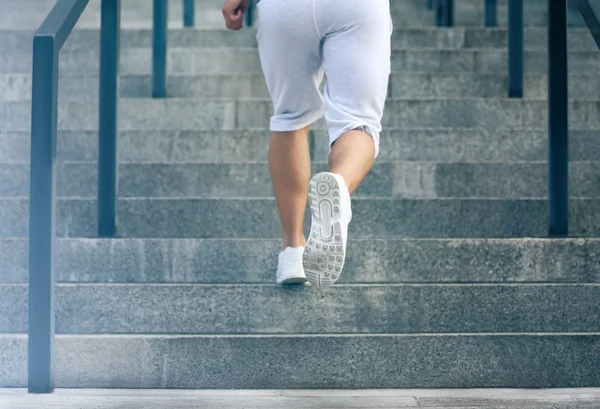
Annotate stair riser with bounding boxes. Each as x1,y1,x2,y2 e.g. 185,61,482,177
2,162,600,199
1,334,598,388
3,198,600,239
3,129,600,164
2,100,600,131
2,50,599,74
2,284,599,334
4,238,599,284
3,74,600,101
1,28,596,52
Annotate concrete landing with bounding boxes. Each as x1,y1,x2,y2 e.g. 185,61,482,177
1,388,599,408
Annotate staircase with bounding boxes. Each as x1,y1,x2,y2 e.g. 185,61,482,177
1,0,600,388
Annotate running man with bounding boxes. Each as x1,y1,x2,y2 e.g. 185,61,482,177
222,0,392,287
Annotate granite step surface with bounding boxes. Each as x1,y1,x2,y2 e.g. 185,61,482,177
2,389,600,409
2,99,600,131
3,73,600,100
3,49,600,75
3,237,599,284
3,197,600,239
1,283,599,334
432,0,585,27
1,27,596,52
2,161,600,200
3,129,599,164
1,333,599,388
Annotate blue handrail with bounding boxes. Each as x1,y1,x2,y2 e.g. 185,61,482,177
548,0,569,236
436,0,454,26
485,0,498,26
153,0,168,97
434,0,523,98
508,0,524,97
98,0,121,237
29,0,120,393
246,0,255,27
184,0,195,27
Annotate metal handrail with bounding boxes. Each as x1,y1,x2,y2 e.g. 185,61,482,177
485,0,498,26
184,0,195,27
433,0,523,98
548,0,569,236
431,0,570,235
28,0,120,393
154,0,256,97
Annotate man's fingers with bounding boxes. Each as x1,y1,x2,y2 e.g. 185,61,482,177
222,5,244,30
225,16,243,30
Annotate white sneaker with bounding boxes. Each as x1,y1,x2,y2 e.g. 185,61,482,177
276,246,308,285
303,172,352,287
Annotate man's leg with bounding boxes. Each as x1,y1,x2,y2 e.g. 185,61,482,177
321,0,392,193
302,0,392,286
269,127,311,250
328,130,375,195
255,0,324,283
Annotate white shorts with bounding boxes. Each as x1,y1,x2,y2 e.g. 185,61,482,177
255,0,393,158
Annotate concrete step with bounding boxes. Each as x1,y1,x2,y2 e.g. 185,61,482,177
2,27,596,52
1,333,598,388
4,73,600,101
0,0,237,30
2,161,600,200
1,283,599,334
2,99,600,132
2,391,600,409
2,197,600,239
433,0,585,27
3,129,599,164
3,237,599,284
0,0,434,30
3,48,599,75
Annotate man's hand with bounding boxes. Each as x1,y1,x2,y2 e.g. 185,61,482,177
222,0,250,30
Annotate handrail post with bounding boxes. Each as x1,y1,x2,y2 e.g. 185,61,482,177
245,0,254,27
184,0,195,27
29,34,58,394
153,0,168,97
508,0,524,97
485,0,497,26
548,0,569,236
98,0,120,237
427,0,434,10
437,0,454,27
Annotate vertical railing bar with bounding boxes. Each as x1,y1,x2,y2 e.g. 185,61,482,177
437,0,454,27
98,0,120,237
508,0,524,98
153,0,168,98
427,0,434,10
485,0,498,27
245,0,254,27
183,0,195,27
548,0,569,236
28,34,58,394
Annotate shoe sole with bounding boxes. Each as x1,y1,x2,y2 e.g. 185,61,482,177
303,173,346,287
277,274,308,285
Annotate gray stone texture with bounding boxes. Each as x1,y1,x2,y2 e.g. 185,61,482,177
5,198,600,239
4,48,600,74
4,73,600,100
5,161,600,199
4,238,600,284
3,99,600,132
1,334,600,388
4,129,600,164
2,283,600,334
2,0,600,390
1,27,597,53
